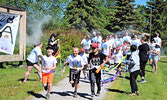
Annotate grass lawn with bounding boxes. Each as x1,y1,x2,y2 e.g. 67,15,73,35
0,62,69,100
104,57,167,100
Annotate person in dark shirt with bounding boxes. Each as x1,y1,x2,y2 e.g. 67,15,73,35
88,43,108,97
48,33,59,56
138,37,150,83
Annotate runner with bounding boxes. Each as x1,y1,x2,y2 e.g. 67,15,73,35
23,42,43,83
80,48,89,79
41,46,57,99
112,48,123,74
62,46,84,98
87,43,108,97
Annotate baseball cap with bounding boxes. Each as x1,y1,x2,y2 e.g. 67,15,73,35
46,46,54,50
91,43,98,48
81,48,85,52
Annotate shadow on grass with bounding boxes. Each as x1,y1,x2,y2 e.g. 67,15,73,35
159,60,167,63
51,91,91,100
18,78,38,82
145,70,153,73
107,89,130,94
27,91,46,99
118,76,130,80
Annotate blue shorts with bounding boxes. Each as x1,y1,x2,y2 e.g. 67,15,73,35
152,55,159,61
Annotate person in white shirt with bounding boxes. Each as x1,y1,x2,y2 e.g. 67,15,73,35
81,35,91,54
23,42,43,83
80,48,89,79
112,48,123,74
62,46,84,98
41,46,57,99
123,32,131,43
109,35,115,48
101,36,112,56
154,33,162,48
131,34,141,48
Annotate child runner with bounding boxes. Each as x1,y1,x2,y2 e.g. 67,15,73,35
62,46,84,98
23,42,43,83
41,46,57,99
112,48,123,74
80,48,89,79
127,45,140,96
88,43,108,97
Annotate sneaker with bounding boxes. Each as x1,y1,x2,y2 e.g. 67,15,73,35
138,79,146,83
129,93,135,96
91,92,95,97
46,93,50,99
73,91,77,98
44,84,48,91
136,91,140,95
96,91,100,96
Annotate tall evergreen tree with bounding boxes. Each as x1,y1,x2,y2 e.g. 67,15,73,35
106,0,136,32
64,0,107,33
133,5,150,33
147,0,167,39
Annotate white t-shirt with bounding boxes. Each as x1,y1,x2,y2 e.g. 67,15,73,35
81,39,91,49
65,55,84,69
113,51,123,63
80,53,88,65
102,41,112,56
131,39,141,47
27,46,42,63
42,55,57,73
123,36,131,42
154,37,161,46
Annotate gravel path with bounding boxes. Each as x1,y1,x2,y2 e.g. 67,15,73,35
29,70,116,100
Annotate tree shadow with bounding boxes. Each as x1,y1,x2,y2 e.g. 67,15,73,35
118,76,130,80
18,78,38,82
159,60,167,63
145,70,153,73
27,91,46,99
107,89,130,94
51,91,91,100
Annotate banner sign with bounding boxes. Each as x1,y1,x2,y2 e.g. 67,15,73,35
0,12,20,55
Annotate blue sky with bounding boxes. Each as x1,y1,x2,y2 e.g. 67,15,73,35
135,0,147,5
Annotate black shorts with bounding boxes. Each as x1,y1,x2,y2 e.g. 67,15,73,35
69,69,81,84
83,65,88,71
26,60,38,66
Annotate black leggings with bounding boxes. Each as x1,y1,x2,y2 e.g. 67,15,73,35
130,70,139,93
139,60,147,78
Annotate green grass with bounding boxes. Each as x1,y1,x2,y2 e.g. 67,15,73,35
0,62,69,100
104,57,167,100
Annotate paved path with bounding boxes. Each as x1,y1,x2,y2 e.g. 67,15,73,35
29,70,116,100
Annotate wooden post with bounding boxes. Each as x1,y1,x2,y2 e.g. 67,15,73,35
149,9,152,41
